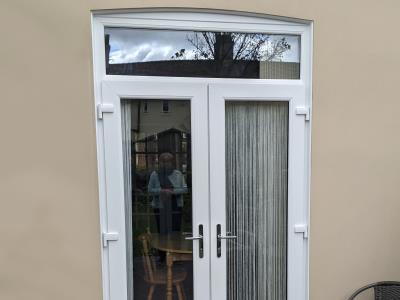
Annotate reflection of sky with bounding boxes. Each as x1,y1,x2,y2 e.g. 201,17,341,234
106,28,300,64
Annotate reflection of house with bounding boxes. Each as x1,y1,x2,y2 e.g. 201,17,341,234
127,98,191,191
127,98,193,245
130,99,191,140
107,57,300,79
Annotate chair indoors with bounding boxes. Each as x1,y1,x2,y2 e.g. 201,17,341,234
348,281,400,300
138,233,187,300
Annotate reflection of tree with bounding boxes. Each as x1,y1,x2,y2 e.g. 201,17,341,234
171,32,291,61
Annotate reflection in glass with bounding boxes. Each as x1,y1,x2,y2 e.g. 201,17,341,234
105,28,300,79
226,101,288,300
121,99,193,300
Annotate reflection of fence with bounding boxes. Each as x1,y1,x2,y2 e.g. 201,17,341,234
259,61,300,79
108,60,300,80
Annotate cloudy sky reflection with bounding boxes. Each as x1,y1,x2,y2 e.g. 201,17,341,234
105,27,300,64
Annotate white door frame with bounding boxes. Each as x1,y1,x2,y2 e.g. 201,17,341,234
209,81,308,300
100,79,210,300
92,9,312,300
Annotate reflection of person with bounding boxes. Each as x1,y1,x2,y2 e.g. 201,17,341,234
148,152,188,234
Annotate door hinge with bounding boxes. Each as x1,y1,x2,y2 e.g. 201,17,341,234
97,103,115,120
102,232,119,247
294,224,308,239
295,107,310,121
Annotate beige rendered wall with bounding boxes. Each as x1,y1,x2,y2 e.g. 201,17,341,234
1,1,400,300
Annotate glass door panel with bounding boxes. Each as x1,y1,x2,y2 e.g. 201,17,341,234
225,101,288,300
121,99,194,300
101,81,210,300
209,83,307,300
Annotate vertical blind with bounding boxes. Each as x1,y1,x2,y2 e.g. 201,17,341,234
121,101,134,300
226,101,288,300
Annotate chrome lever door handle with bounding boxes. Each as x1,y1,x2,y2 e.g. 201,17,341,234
184,224,204,258
185,235,203,240
216,224,237,257
217,234,237,239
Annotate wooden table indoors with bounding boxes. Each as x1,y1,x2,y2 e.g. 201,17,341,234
151,232,193,300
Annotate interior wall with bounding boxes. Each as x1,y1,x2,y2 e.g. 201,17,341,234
1,1,400,300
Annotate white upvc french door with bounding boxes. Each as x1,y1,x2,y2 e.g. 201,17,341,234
209,82,309,300
100,79,210,300
93,10,311,300
99,78,309,300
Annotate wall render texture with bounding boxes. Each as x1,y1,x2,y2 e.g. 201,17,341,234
1,1,400,300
